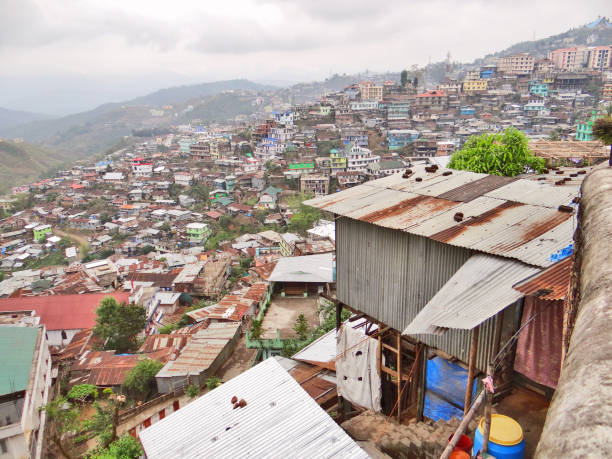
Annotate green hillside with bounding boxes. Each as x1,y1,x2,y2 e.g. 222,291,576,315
0,140,75,194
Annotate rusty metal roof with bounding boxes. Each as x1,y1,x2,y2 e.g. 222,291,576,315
306,165,579,268
513,256,572,300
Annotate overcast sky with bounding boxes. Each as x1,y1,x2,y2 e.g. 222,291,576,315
1,0,610,114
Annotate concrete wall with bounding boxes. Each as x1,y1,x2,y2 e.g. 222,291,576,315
536,167,612,457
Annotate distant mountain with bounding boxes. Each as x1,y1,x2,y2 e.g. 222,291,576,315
476,17,612,64
0,79,276,155
0,140,76,194
126,79,276,107
0,107,54,132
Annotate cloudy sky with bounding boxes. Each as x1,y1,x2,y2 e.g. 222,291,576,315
1,0,609,114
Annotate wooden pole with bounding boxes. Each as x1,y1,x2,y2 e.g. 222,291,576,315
396,331,402,422
439,389,486,459
464,326,479,415
481,364,493,455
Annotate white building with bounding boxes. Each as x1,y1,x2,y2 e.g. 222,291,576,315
0,317,52,459
345,145,380,173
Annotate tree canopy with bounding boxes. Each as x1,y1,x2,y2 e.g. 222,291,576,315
93,297,146,353
592,117,612,165
287,193,322,235
122,359,164,401
449,128,545,177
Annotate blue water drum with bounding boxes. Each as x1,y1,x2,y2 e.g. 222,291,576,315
473,414,525,459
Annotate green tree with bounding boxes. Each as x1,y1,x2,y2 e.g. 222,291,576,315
93,297,146,353
294,314,309,340
92,435,142,459
205,376,222,390
122,359,164,401
66,384,98,403
449,128,545,177
400,69,409,87
592,117,612,166
43,396,81,459
250,319,263,340
186,384,200,398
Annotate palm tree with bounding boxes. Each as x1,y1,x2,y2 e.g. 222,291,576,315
592,117,612,166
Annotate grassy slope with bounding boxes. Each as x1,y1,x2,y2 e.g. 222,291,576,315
0,140,74,193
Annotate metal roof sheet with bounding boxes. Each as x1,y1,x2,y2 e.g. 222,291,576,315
306,165,579,268
0,326,39,396
403,254,539,335
513,256,572,300
140,357,367,459
269,253,335,283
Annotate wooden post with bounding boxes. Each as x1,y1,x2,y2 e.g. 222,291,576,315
440,389,486,459
335,302,342,331
464,326,479,414
482,363,493,455
396,331,402,422
416,345,426,422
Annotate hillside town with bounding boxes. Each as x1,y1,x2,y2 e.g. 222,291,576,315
0,37,611,459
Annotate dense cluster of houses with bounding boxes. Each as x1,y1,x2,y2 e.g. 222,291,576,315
0,42,610,457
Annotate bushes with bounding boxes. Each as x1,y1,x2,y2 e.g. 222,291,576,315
122,359,164,401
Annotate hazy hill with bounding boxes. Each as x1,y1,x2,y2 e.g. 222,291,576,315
476,17,612,63
0,140,75,194
128,79,276,106
0,107,54,131
0,79,276,155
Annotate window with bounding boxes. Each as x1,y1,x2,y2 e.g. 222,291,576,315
0,438,7,454
61,330,67,340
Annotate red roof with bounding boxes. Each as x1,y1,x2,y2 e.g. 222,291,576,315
415,90,446,98
0,292,131,330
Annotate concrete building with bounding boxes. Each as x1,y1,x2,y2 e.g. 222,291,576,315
0,319,52,459
185,223,211,243
359,81,383,102
498,53,535,75
462,79,488,93
32,225,51,243
300,174,330,196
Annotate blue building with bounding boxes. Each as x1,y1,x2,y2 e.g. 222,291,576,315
460,106,476,116
387,130,419,150
529,81,549,97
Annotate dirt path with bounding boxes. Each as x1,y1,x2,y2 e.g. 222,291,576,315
261,296,319,339
54,228,90,247
216,333,257,382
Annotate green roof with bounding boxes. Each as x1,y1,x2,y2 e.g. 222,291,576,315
0,327,38,396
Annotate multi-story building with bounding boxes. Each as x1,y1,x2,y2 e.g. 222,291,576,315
174,172,194,187
345,145,380,173
497,53,535,75
387,129,419,150
0,319,52,459
300,174,330,196
190,140,211,160
340,128,369,148
462,79,488,93
604,81,612,102
549,47,589,71
534,59,555,75
576,110,605,141
529,81,549,97
587,45,611,70
186,223,211,243
329,149,347,176
359,81,383,102
131,158,153,177
33,225,52,242
412,90,448,110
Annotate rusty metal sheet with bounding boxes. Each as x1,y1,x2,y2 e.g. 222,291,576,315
513,256,572,300
437,174,517,202
484,179,579,209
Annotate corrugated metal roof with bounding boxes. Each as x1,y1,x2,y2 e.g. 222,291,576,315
306,165,579,267
513,256,572,300
269,253,335,283
139,357,367,459
403,254,539,335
